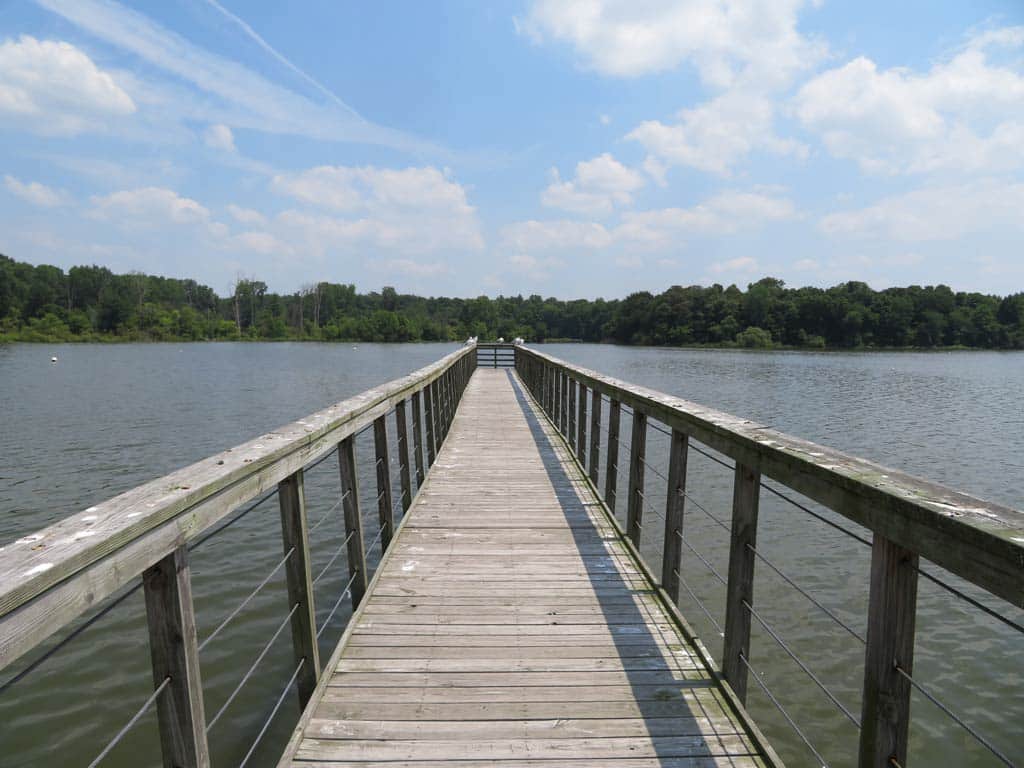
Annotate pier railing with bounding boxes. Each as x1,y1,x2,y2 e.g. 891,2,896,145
0,345,475,767
514,344,1024,768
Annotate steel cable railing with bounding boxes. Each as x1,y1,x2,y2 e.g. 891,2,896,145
312,530,356,587
316,569,362,639
86,676,171,768
238,657,306,768
190,488,279,550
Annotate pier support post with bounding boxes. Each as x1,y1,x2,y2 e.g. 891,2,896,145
722,462,761,703
605,399,621,513
858,535,919,768
424,382,436,467
626,409,647,546
337,436,368,608
373,415,395,550
568,379,577,453
588,389,601,485
142,545,210,768
661,430,689,603
411,391,425,484
395,400,412,512
577,383,587,465
278,469,320,707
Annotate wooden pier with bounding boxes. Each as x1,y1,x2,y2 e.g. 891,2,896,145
278,368,774,766
1,343,1021,768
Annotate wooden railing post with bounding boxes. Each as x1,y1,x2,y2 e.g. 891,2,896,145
568,378,577,452
373,415,395,550
395,400,413,512
576,382,587,464
560,371,569,435
424,382,437,467
337,436,368,607
626,409,648,546
588,389,601,485
722,462,761,703
858,535,919,768
605,399,621,511
142,545,210,768
661,429,689,603
277,469,320,707
553,369,562,429
431,378,443,450
411,390,426,484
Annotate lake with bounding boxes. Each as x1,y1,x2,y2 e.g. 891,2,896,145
1,342,1022,766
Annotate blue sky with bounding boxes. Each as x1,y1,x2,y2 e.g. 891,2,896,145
1,0,1022,298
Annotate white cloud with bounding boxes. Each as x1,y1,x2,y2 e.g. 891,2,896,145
228,230,290,256
709,256,758,274
376,259,449,277
500,219,613,252
519,0,825,88
0,35,135,136
628,91,807,176
3,175,66,207
226,204,267,226
541,153,645,216
204,123,236,152
792,258,819,271
89,186,210,227
599,114,611,125
795,28,1024,174
820,179,1024,241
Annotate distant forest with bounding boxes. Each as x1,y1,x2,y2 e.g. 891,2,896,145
2,254,1023,349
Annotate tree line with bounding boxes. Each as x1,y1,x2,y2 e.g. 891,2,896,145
2,254,1023,348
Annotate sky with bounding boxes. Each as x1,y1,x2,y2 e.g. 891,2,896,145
1,0,1022,299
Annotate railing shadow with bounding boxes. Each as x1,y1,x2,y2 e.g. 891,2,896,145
503,369,752,764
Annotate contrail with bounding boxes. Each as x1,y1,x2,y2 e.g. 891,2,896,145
202,0,363,121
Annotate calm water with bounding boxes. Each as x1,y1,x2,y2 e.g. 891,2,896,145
1,343,1022,766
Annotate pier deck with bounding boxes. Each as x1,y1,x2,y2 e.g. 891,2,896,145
279,368,770,767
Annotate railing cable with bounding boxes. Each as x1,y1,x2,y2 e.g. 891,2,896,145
312,530,356,587
237,658,305,768
894,665,1016,767
206,602,299,733
741,652,830,767
742,599,861,728
317,569,361,639
199,548,295,652
190,488,278,550
305,444,339,472
675,530,727,587
86,676,170,768
309,491,349,534
674,568,723,635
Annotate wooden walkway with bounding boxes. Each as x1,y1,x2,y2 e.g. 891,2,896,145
279,368,771,767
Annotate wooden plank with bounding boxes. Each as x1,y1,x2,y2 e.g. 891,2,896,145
410,390,425,486
626,408,647,546
394,400,412,513
278,470,321,707
143,546,210,768
722,462,760,704
662,429,689,602
337,437,368,608
606,398,621,512
858,534,919,768
589,387,601,485
372,416,395,551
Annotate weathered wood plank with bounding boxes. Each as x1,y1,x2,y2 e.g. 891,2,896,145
662,429,689,603
394,400,412,513
626,408,648,546
722,462,760,704
410,391,425,485
337,437,367,608
372,416,395,551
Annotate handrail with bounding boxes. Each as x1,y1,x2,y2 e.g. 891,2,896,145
515,346,1024,606
0,344,475,673
513,344,1024,768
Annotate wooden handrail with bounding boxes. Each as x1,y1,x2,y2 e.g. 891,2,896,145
0,345,476,673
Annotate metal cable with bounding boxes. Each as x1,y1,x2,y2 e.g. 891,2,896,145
916,567,1024,637
199,548,295,652
674,567,723,635
895,666,1016,767
305,444,339,471
741,652,830,768
746,543,866,644
309,491,349,534
190,489,278,550
206,603,299,733
237,658,306,768
677,488,731,533
638,455,670,484
689,441,734,470
366,522,388,554
317,569,361,639
312,530,357,587
743,599,861,728
760,481,872,548
675,530,728,586
86,676,170,768
0,580,143,695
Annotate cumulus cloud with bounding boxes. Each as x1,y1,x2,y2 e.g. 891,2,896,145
795,28,1024,174
820,179,1024,241
0,35,135,135
500,219,614,252
628,91,807,176
709,256,759,274
519,0,825,88
204,123,236,152
3,175,66,207
541,153,645,216
89,186,210,226
226,204,267,226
